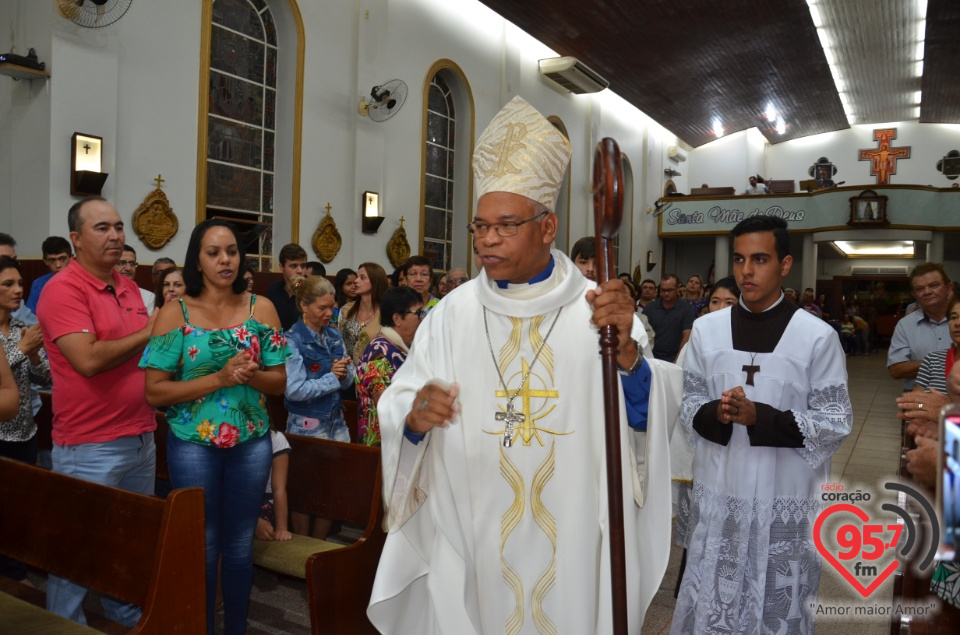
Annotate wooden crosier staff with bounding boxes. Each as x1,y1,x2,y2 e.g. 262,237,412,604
593,137,628,634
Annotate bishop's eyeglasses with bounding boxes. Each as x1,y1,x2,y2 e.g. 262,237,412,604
467,210,548,238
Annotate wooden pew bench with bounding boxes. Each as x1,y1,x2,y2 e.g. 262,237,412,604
252,435,385,635
0,457,206,634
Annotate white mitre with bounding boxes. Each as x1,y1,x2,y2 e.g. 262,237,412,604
472,96,572,211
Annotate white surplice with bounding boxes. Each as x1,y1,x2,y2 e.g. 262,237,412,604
672,304,852,635
368,251,682,634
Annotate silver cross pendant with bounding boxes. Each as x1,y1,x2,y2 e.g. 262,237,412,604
496,402,524,448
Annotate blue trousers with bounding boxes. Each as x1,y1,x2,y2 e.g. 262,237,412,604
47,433,156,628
167,432,271,635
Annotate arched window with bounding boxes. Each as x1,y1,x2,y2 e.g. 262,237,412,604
421,62,474,274
203,0,279,270
422,74,456,272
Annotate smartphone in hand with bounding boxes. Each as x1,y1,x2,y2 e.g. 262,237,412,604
939,403,960,559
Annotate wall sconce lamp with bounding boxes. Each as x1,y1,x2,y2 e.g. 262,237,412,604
361,190,385,234
646,250,657,272
71,132,108,196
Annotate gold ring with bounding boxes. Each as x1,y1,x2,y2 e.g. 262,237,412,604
918,402,924,411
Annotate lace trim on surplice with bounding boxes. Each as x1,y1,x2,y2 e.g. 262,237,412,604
671,483,822,635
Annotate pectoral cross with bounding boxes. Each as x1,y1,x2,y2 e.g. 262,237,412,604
496,402,524,447
743,363,760,386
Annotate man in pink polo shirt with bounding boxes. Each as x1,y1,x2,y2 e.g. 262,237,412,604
37,196,157,627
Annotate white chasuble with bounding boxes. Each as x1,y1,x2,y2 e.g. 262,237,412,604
672,306,852,635
368,251,682,635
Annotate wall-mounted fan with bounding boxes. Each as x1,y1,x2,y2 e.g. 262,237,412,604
56,0,133,29
358,80,408,122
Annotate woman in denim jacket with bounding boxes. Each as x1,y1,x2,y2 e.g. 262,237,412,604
284,276,355,441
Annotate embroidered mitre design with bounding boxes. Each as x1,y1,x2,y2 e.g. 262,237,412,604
473,96,572,211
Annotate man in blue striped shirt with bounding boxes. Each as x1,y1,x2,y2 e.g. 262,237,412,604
887,263,953,390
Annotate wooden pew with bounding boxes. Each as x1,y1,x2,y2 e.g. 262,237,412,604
252,435,385,635
0,457,206,634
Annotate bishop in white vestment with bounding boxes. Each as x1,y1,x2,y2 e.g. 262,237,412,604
367,96,682,634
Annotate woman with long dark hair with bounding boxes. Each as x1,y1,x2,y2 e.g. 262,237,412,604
141,219,290,635
334,267,358,309
153,267,185,311
338,262,388,364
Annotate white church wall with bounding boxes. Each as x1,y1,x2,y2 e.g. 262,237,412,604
764,121,960,189
0,0,54,250
691,122,960,193
82,0,199,265
687,130,753,193
297,0,362,269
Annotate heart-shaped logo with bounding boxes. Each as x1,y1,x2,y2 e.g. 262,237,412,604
813,503,899,598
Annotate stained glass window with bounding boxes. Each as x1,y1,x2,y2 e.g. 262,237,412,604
423,74,455,272
206,0,277,270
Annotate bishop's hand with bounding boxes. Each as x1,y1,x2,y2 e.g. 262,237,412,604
718,386,756,426
586,279,638,369
406,380,461,434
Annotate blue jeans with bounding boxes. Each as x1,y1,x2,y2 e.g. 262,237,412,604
167,432,271,635
286,412,350,442
47,433,156,628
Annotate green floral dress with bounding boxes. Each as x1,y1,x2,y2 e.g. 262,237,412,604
139,296,291,447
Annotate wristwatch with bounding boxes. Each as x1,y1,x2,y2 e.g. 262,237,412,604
617,340,644,376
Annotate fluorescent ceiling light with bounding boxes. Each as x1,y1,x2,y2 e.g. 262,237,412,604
808,2,823,28
832,241,915,257
822,46,836,66
713,118,724,138
776,118,785,135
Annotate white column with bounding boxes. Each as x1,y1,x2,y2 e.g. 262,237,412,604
802,234,818,292
714,235,730,280
928,232,944,263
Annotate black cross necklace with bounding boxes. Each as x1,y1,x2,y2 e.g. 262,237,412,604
734,308,779,386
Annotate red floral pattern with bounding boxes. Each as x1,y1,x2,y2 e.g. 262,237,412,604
211,423,240,448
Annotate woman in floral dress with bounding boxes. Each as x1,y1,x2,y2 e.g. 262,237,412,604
355,287,424,445
141,220,290,635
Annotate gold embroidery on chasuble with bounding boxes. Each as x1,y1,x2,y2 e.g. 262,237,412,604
493,316,563,634
485,315,567,446
499,443,559,635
